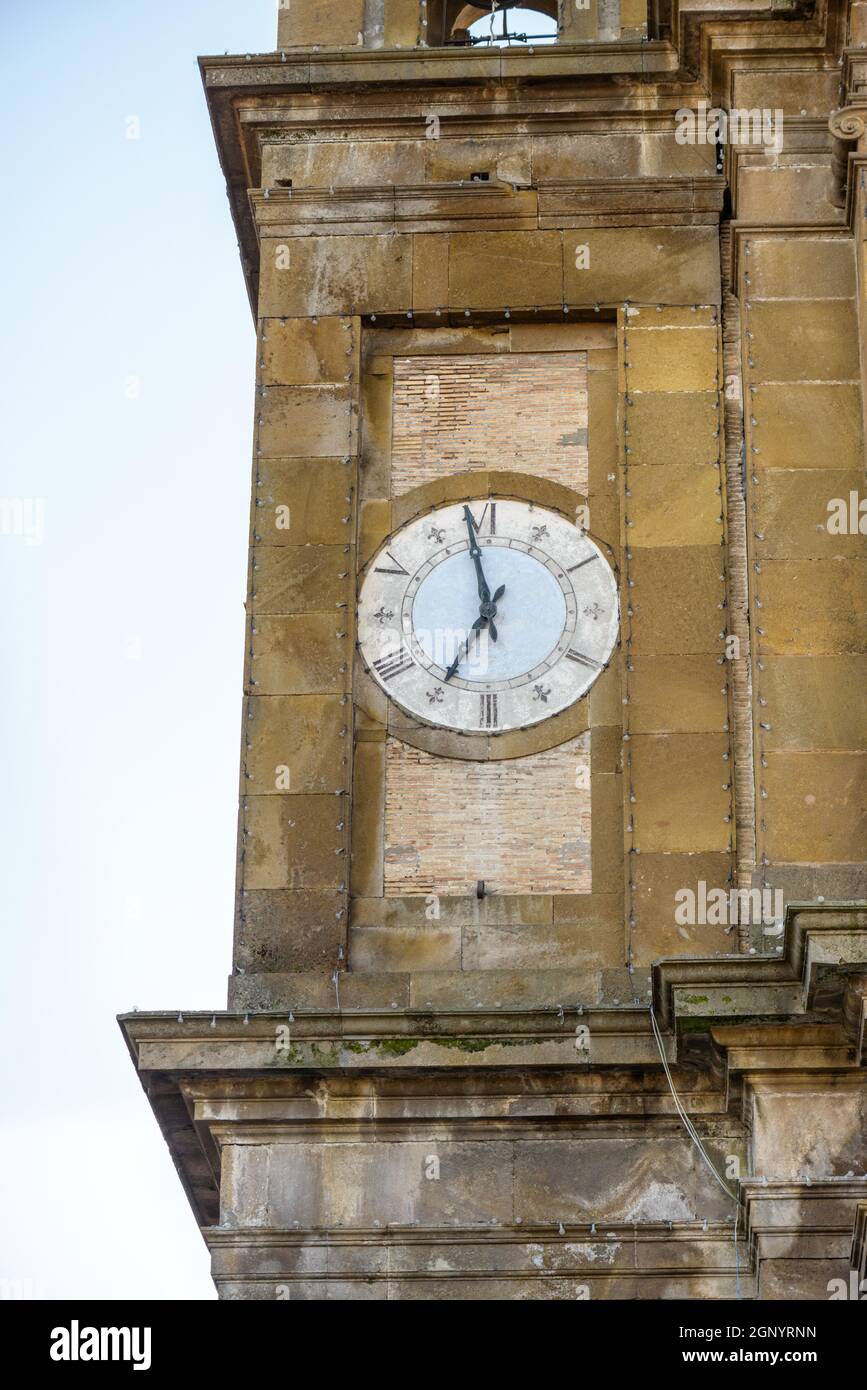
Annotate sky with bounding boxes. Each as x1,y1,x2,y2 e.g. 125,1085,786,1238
0,3,555,1302
0,0,277,1302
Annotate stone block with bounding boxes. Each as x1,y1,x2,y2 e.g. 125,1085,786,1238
235,891,343,973
243,795,287,891
251,545,351,613
746,237,855,300
562,228,720,305
424,137,531,186
251,614,351,694
259,316,357,386
747,300,860,383
738,163,839,226
407,968,600,1010
630,733,732,853
629,548,726,655
412,232,449,312
244,695,348,794
590,770,625,890
351,739,385,898
588,661,623,727
628,463,722,548
258,385,354,459
259,235,413,318
749,383,863,471
350,893,553,930
265,1140,514,1228
631,851,736,964
254,458,355,546
464,894,622,970
244,794,346,891
264,139,424,189
513,1139,732,1224
277,0,364,48
625,392,720,468
629,655,728,734
625,327,718,394
753,469,866,559
358,499,392,567
757,656,867,750
762,751,867,863
447,231,564,309
757,560,867,655
383,0,420,47
349,925,461,972
359,359,392,498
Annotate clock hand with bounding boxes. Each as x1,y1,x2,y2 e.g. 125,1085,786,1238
463,505,492,605
444,616,485,682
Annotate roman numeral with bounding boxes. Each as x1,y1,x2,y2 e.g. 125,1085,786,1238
567,555,598,572
566,649,601,670
479,693,499,728
373,646,414,682
468,504,495,536
374,551,409,575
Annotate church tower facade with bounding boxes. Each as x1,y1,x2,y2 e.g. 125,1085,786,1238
122,0,867,1299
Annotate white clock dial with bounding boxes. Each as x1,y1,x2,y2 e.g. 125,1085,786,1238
357,498,620,735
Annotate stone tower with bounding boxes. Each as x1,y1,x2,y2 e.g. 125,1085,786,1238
122,0,867,1299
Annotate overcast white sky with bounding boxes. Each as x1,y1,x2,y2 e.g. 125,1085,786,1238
0,3,554,1301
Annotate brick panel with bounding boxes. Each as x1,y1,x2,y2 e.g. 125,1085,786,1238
391,352,588,496
383,733,591,896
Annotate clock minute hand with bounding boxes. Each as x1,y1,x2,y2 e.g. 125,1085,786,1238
463,506,491,604
444,615,486,682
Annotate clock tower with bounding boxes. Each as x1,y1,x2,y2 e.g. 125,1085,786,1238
122,0,867,1299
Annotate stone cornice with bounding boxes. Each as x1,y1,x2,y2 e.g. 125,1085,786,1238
654,902,867,1030
248,176,725,239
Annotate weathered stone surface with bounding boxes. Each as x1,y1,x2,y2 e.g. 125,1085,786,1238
628,463,722,548
277,0,364,48
625,391,720,468
747,300,860,383
448,231,564,309
630,655,728,734
749,383,863,471
631,851,736,964
251,614,351,694
258,385,354,458
259,316,358,386
563,229,720,305
762,752,867,862
235,891,343,973
626,327,718,394
254,458,355,546
630,734,732,854
251,544,351,613
629,548,726,655
746,237,855,300
259,236,413,317
757,560,867,654
244,695,348,794
753,470,866,559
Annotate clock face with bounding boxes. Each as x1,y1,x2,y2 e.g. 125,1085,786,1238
357,498,620,735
